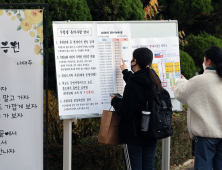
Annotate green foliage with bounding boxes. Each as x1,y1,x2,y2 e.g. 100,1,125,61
158,0,213,26
190,0,222,39
44,90,65,145
46,112,193,170
0,0,92,92
72,118,101,145
44,90,101,145
185,32,222,71
48,49,57,92
46,144,125,170
180,50,196,79
158,0,222,39
170,112,193,167
155,112,193,170
79,134,99,145
154,140,162,170
45,91,192,170
86,0,145,21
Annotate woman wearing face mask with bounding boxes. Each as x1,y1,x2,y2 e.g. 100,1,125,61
173,46,222,170
111,48,162,170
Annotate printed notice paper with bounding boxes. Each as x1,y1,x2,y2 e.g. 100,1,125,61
97,24,132,109
53,23,133,116
132,37,180,98
53,23,102,116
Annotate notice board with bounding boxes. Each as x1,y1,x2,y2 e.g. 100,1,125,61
52,21,182,119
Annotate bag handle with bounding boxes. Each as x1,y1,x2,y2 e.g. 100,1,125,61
109,105,113,111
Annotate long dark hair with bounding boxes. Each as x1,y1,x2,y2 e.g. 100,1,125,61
133,47,162,91
204,46,222,78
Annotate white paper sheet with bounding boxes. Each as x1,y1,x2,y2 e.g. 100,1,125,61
132,37,180,98
97,24,132,110
53,23,102,116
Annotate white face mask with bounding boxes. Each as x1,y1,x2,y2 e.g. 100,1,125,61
203,61,209,71
202,62,206,70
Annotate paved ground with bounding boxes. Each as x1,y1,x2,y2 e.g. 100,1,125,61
181,164,194,170
170,159,194,170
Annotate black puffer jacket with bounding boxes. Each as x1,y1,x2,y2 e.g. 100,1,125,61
111,68,157,145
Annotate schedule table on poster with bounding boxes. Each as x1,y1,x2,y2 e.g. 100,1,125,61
132,37,180,98
97,24,131,108
98,38,130,104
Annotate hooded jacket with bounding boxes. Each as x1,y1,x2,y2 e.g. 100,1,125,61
111,68,157,145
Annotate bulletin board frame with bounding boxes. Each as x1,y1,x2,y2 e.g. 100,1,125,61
53,20,183,120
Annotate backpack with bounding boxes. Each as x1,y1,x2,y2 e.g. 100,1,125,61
148,89,173,139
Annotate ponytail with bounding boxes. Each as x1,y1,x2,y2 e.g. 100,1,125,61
204,46,222,78
149,68,163,92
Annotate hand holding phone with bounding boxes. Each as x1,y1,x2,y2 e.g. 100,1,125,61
110,93,122,99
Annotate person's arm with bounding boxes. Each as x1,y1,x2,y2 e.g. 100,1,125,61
120,58,133,83
111,82,142,120
173,75,199,105
122,69,133,83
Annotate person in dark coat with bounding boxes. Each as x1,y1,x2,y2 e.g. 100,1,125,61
111,48,162,170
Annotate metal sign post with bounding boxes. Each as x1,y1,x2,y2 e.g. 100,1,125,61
63,120,73,170
162,137,171,170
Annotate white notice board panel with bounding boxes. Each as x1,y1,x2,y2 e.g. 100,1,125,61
97,23,132,112
131,37,180,98
0,9,43,169
53,23,102,117
53,21,182,120
129,21,181,111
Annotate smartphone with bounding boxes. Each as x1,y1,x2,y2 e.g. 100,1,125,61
109,93,122,99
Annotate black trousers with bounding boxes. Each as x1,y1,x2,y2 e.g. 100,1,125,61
122,142,157,170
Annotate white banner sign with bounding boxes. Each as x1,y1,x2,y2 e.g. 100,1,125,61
132,37,180,98
0,9,43,170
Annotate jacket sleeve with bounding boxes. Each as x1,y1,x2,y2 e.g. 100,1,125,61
122,69,133,83
111,82,142,120
173,76,199,105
